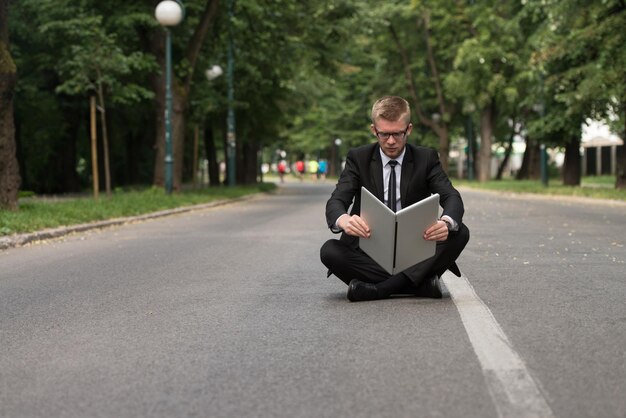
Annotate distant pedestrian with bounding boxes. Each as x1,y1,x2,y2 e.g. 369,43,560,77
318,159,328,182
308,159,319,182
295,160,305,181
277,160,287,183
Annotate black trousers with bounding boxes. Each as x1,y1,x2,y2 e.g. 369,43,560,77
320,223,470,289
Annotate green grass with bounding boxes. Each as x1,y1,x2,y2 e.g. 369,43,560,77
580,175,617,188
453,176,626,201
0,184,276,236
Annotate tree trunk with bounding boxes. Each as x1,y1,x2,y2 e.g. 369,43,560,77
517,136,541,180
236,127,245,184
436,126,450,174
241,142,256,185
203,124,220,187
172,90,186,191
496,129,515,180
477,103,494,182
330,138,337,177
96,79,112,196
563,136,581,186
222,118,230,186
421,10,451,172
61,102,80,192
0,0,21,209
192,125,199,188
241,126,258,185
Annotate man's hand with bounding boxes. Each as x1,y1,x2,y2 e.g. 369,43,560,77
424,220,449,242
337,214,371,238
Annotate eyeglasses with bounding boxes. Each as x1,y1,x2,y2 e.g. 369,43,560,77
374,126,409,140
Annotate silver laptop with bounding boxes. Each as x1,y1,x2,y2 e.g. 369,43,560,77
359,187,439,275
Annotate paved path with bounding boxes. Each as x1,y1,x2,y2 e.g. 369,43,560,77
1,183,624,417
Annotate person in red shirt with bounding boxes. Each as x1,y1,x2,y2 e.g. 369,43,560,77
277,160,286,183
295,160,305,181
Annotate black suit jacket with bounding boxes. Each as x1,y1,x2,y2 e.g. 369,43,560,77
326,143,465,250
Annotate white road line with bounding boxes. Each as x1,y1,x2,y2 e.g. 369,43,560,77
442,271,555,418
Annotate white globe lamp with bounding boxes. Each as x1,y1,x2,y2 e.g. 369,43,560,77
155,1,184,27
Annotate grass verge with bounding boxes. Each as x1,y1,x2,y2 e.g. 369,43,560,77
0,183,277,237
453,176,626,202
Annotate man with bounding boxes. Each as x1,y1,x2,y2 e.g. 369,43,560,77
277,160,286,183
308,159,319,181
318,159,328,182
295,160,305,181
320,96,470,302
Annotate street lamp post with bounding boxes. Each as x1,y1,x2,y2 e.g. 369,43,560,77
538,71,549,187
464,103,476,181
540,144,548,186
532,107,549,186
466,116,475,181
155,0,184,194
226,0,236,186
334,138,342,176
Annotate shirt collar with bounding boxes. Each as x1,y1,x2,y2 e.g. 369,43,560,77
379,147,406,167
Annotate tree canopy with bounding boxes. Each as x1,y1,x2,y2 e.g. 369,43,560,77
2,0,625,208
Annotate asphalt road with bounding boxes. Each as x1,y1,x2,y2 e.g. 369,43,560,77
1,182,624,418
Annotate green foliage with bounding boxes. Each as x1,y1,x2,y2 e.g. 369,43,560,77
5,0,626,194
9,0,160,193
40,12,155,103
219,0,379,158
535,0,626,132
445,1,524,110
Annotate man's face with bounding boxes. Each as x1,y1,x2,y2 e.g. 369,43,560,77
370,118,412,159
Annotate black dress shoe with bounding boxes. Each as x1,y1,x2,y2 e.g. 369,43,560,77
416,275,444,299
347,279,381,302
430,275,445,299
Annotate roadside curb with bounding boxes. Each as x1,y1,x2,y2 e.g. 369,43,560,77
0,194,256,251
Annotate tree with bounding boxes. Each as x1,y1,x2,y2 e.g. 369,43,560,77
445,1,525,182
10,0,621,195
0,0,21,209
43,14,155,196
536,0,626,188
10,0,159,194
388,0,466,173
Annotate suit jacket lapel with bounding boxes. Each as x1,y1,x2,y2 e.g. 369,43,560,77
400,146,414,208
369,145,384,202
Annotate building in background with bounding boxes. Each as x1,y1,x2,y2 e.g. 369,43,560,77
581,120,624,176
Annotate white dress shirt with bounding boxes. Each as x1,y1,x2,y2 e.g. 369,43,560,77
380,148,405,211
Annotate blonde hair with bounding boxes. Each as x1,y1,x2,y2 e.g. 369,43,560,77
371,96,411,124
